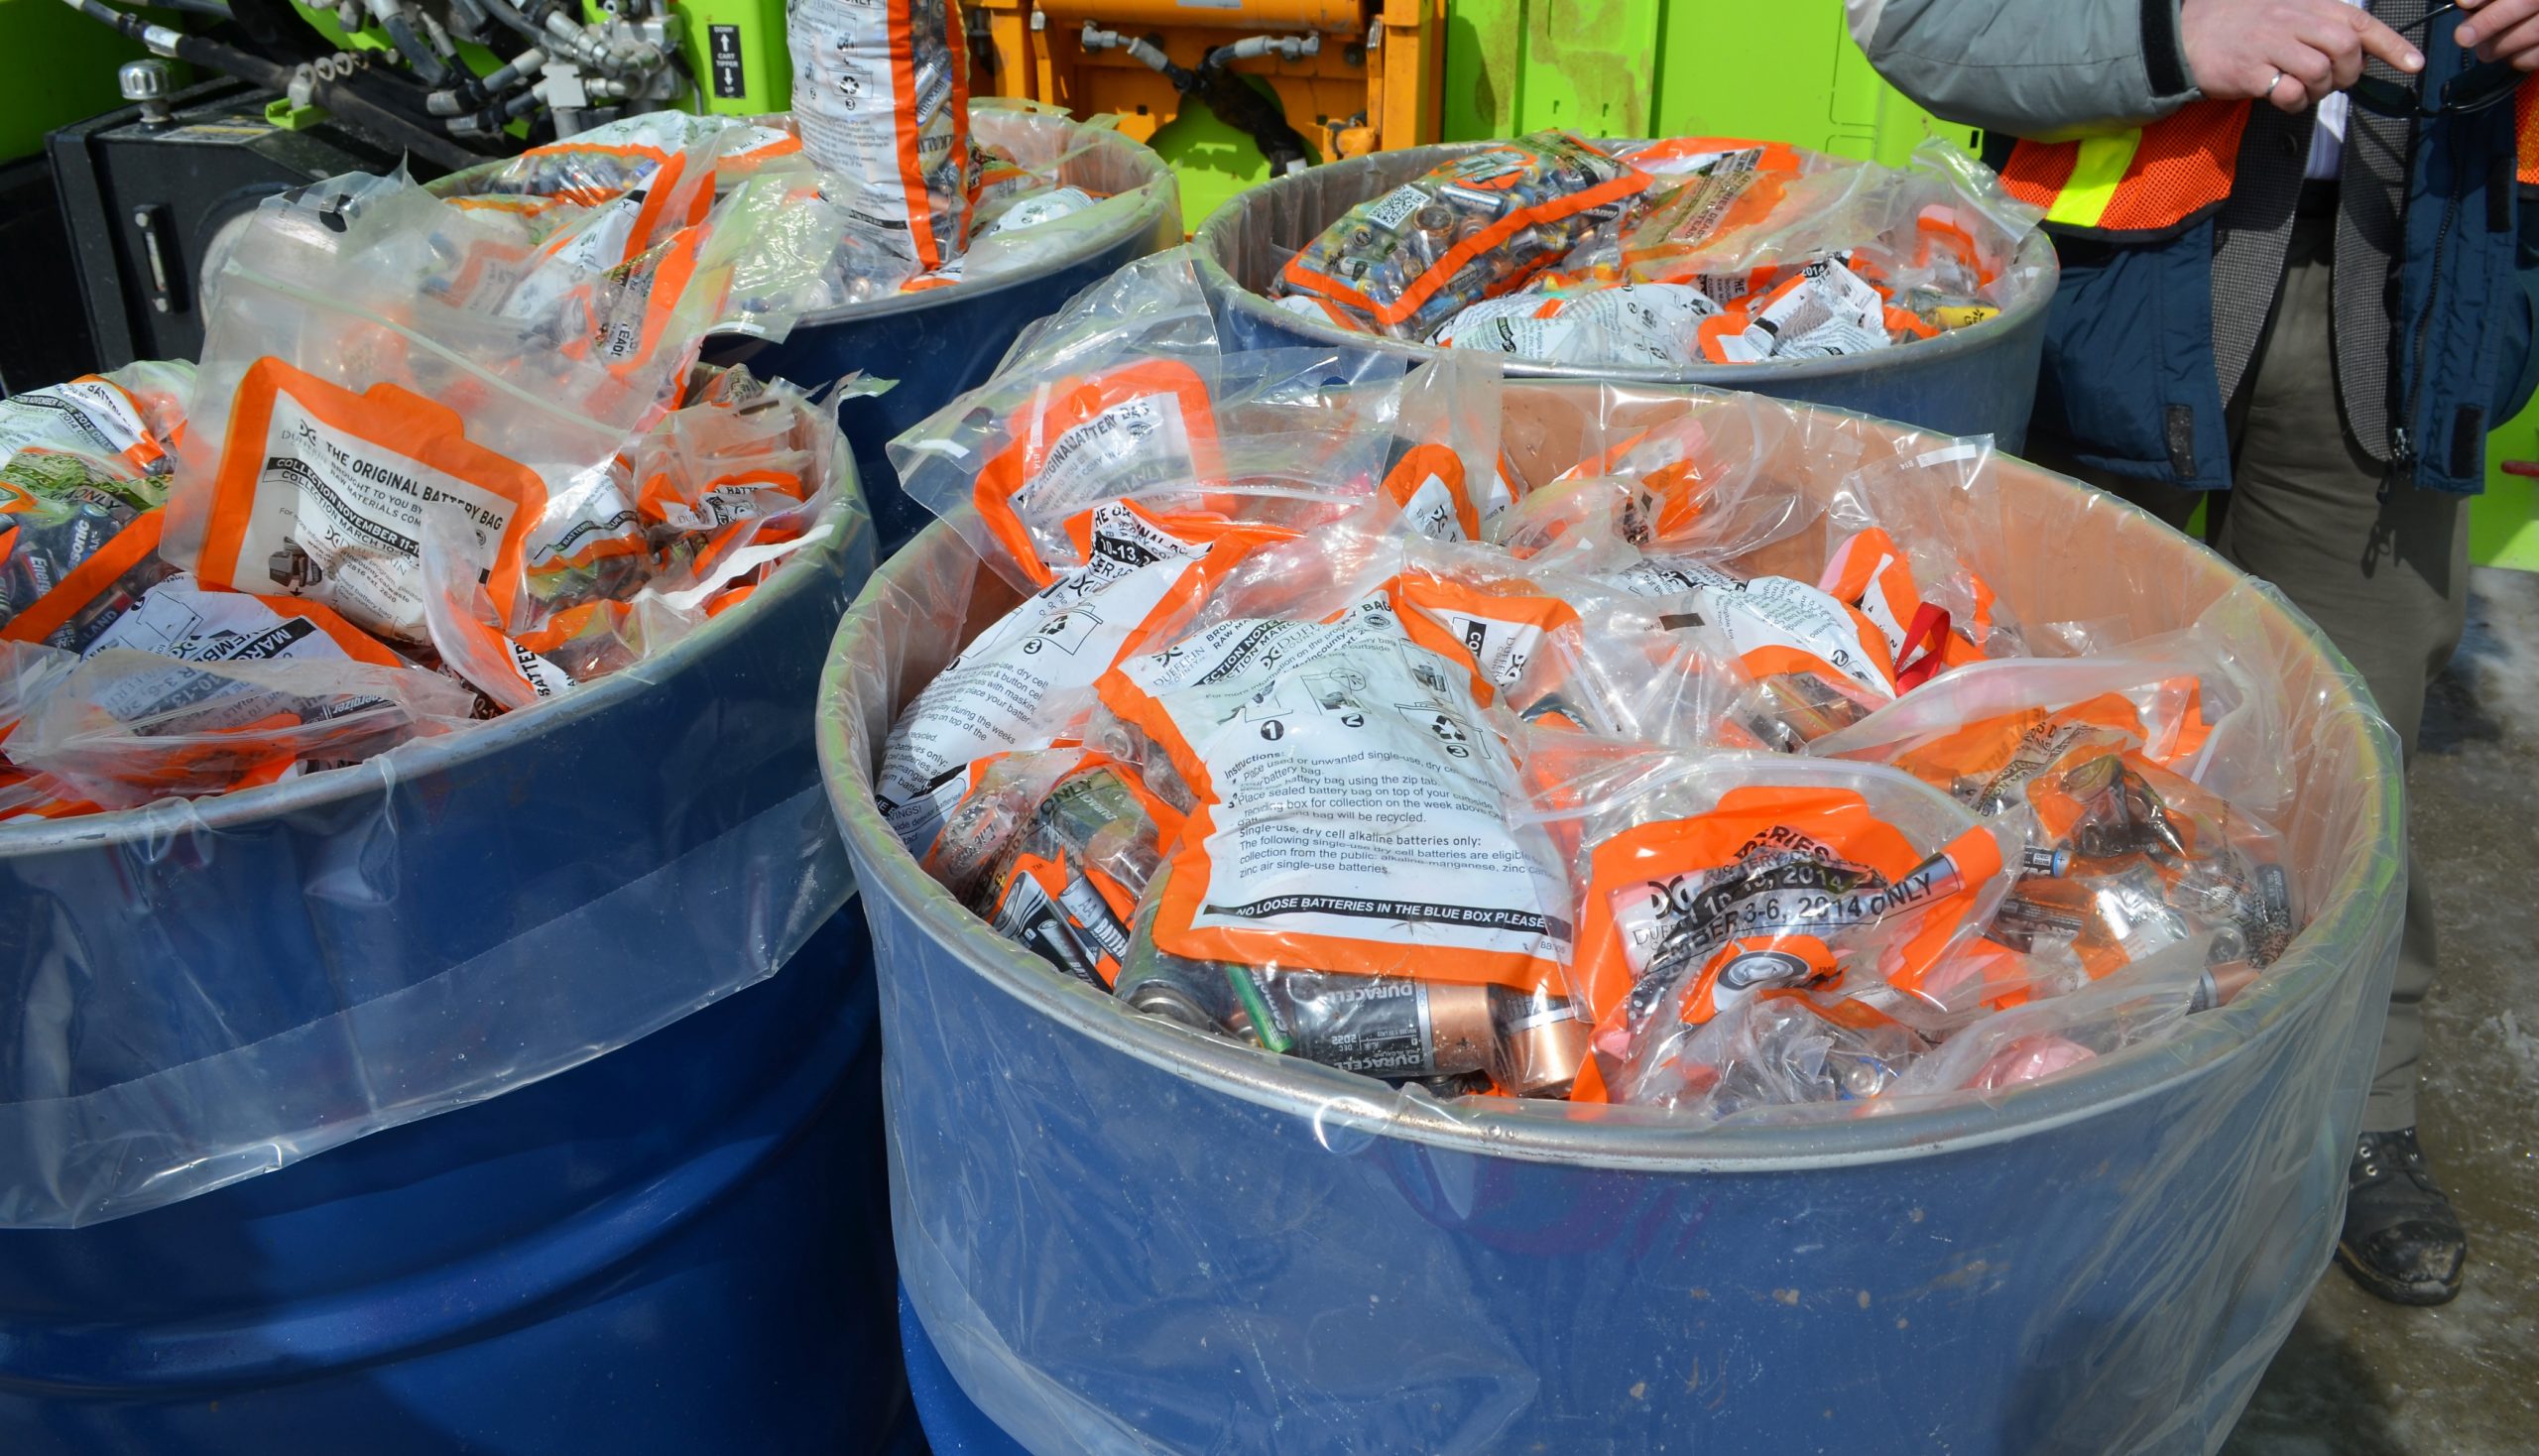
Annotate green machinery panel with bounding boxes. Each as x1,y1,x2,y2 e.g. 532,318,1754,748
0,0,161,164
1439,0,2529,567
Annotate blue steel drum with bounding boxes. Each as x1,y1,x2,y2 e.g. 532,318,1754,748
1190,142,2058,451
0,490,898,1450
716,109,1182,553
901,1287,1025,1456
818,389,2404,1456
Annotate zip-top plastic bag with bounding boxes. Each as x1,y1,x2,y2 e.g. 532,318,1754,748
1430,283,1722,366
788,0,975,292
873,500,1292,860
1272,132,1655,342
892,257,1403,585
434,111,807,206
1528,745,2010,1104
164,171,841,650
1093,592,1585,1090
0,359,195,480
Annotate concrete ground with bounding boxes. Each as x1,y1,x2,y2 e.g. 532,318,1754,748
2222,566,2539,1456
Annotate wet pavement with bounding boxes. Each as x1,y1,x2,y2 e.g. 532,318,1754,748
2223,567,2539,1456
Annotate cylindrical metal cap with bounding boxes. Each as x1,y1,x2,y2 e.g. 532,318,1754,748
119,59,172,103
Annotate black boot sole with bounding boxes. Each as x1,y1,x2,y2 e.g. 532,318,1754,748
2334,1240,2464,1306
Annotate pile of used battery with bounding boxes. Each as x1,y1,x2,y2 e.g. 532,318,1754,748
1271,132,2041,369
0,126,861,821
782,0,1167,303
435,104,1159,309
868,253,2304,1118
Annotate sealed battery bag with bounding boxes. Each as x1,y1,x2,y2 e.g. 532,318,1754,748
966,749,1187,990
1272,133,1655,342
1808,619,2290,816
1617,985,1942,1119
0,448,173,634
788,0,974,290
1694,255,1892,364
1367,354,1516,544
1599,553,1899,745
1603,140,2036,317
1537,139,1825,294
1495,579,1766,750
874,501,1290,860
1430,283,1722,367
1363,536,1758,754
434,374,855,709
168,181,658,646
1531,745,2009,1103
9,643,473,809
1095,601,1589,1097
1812,432,2029,671
0,359,197,479
1981,747,2300,990
438,112,807,206
1884,930,2231,1099
1530,392,1816,556
896,305,1402,587
1093,594,1581,1086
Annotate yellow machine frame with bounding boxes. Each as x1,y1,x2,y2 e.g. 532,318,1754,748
968,0,1442,161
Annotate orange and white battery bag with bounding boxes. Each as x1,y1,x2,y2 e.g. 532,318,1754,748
1530,744,2011,1105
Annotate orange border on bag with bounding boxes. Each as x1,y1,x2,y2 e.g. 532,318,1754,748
1098,657,1565,993
1384,571,1579,705
1279,143,1653,330
1,510,167,646
1381,442,1482,540
972,359,1221,586
195,358,548,631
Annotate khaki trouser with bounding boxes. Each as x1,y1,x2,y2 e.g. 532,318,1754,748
2034,212,2468,1132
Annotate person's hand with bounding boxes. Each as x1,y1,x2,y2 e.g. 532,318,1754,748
2456,0,2539,70
2182,0,2426,112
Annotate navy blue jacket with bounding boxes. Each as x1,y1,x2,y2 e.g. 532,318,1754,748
2013,42,2539,494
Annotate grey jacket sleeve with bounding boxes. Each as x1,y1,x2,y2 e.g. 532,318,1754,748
1846,0,2203,139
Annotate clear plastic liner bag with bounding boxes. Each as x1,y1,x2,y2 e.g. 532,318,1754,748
788,0,974,287
0,358,196,478
948,188,1151,289
1527,745,2011,1102
1271,132,1655,341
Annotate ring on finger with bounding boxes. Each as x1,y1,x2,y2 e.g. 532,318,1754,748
2265,67,2287,93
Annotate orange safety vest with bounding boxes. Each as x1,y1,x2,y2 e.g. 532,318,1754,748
2003,79,2539,239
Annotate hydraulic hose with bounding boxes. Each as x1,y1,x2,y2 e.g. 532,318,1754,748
58,0,484,169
